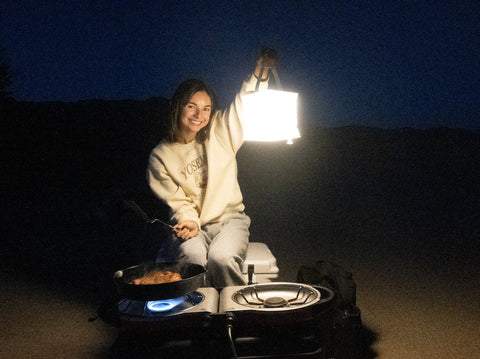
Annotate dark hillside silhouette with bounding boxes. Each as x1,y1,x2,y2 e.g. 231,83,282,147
238,127,479,266
0,49,12,100
2,99,479,299
3,98,170,293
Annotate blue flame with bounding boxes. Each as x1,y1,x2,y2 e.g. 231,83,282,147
146,296,185,312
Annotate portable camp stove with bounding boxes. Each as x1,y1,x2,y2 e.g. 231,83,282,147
105,282,334,358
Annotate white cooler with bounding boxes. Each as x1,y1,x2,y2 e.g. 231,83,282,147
241,242,279,284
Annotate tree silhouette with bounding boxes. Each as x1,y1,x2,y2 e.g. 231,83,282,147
0,48,12,100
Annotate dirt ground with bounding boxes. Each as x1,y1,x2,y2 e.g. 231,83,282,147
1,231,478,358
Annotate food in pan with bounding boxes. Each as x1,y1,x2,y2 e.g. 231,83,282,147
133,270,182,285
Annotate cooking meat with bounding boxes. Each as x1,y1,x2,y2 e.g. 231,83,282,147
133,270,182,285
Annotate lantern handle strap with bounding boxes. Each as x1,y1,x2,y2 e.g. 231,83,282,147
270,67,282,90
254,65,267,91
254,66,283,92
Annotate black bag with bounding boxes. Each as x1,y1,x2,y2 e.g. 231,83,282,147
297,261,362,359
297,260,357,309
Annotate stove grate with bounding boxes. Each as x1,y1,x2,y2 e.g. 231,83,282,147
234,284,318,309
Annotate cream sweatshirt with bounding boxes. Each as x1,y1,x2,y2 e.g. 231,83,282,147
147,74,268,228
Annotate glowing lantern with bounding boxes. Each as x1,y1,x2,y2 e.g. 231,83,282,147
242,68,300,144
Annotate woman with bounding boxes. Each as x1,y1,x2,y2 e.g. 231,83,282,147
147,51,275,287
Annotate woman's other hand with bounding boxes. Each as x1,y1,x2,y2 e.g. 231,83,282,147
174,220,199,240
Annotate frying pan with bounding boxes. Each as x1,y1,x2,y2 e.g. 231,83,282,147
113,261,206,300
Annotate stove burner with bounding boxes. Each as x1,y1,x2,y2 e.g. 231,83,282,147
146,297,184,312
231,283,321,311
263,296,288,308
117,291,205,317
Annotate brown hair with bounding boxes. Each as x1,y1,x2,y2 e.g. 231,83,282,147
167,79,217,143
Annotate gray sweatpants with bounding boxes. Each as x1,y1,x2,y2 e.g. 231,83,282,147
158,212,250,288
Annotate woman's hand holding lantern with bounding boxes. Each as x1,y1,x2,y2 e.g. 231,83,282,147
255,47,277,81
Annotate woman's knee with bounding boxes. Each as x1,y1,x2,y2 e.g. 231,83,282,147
208,250,241,269
179,237,208,266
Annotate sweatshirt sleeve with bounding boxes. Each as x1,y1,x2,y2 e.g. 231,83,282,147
147,150,201,228
213,74,269,153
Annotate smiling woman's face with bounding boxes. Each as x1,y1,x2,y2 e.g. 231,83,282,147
179,91,212,143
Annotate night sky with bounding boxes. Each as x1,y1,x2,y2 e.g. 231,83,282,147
1,1,479,129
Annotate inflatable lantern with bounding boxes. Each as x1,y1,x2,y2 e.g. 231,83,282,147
242,67,300,144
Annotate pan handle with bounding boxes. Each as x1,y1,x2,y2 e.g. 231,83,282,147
123,200,174,229
123,200,154,222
